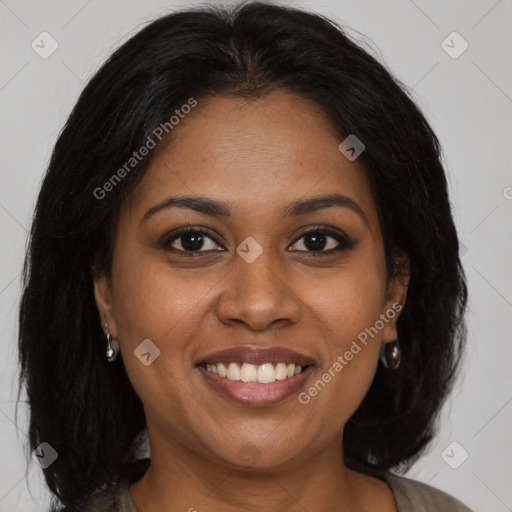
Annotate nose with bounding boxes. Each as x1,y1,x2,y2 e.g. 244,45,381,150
215,249,302,332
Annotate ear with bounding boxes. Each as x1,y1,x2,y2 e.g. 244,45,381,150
93,271,118,338
382,250,410,343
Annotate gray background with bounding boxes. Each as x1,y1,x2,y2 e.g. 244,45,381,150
1,0,511,510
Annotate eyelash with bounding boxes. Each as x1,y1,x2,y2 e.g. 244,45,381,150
160,224,354,257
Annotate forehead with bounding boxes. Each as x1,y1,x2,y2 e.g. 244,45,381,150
123,90,379,230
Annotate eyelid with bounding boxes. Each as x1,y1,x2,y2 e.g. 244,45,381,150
291,224,349,243
289,224,354,252
159,225,225,251
160,223,354,254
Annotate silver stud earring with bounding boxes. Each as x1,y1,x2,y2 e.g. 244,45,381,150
105,323,120,362
380,336,401,370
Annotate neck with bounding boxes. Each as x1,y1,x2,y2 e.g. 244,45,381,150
129,434,381,512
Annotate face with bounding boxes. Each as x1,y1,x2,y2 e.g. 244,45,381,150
94,89,408,471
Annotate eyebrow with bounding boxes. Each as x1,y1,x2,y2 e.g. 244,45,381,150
140,193,369,227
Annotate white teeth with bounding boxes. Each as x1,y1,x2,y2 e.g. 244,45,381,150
240,362,257,382
257,363,275,384
227,362,241,380
204,362,306,383
275,363,288,380
217,362,228,377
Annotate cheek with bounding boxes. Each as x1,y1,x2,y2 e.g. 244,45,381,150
301,258,385,413
110,253,208,420
309,259,386,349
111,244,224,371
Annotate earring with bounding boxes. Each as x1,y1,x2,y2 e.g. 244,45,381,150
105,323,120,362
380,336,401,370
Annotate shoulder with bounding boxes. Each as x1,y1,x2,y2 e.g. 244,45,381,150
51,480,129,512
50,458,149,512
382,471,474,511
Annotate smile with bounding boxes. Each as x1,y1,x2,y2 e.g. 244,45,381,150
196,362,315,406
199,361,308,383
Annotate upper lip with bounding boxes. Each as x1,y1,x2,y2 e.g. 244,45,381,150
195,345,316,367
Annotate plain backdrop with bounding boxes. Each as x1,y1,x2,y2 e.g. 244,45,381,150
1,1,511,511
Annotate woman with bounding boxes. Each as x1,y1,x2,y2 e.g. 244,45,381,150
18,2,472,511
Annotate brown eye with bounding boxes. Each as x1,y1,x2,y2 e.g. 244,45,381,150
162,227,224,254
160,225,354,257
289,226,354,254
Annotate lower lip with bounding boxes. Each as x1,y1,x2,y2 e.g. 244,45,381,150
197,365,315,406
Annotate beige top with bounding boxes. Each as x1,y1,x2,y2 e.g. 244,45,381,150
64,470,474,511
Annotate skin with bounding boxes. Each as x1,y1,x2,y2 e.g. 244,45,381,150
94,89,409,512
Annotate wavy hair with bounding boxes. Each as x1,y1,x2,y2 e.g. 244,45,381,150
17,1,468,509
